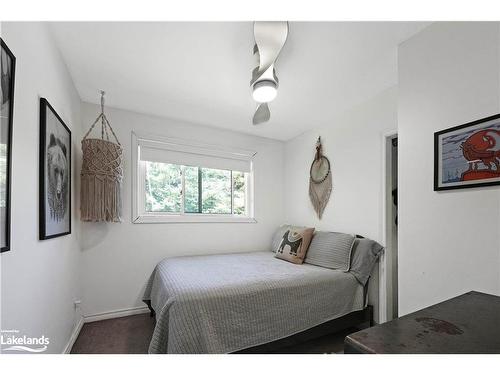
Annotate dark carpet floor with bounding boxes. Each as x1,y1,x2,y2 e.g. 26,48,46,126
70,313,358,354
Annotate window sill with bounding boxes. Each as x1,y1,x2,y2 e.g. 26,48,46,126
132,215,257,224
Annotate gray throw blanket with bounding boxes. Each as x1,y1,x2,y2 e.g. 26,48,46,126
143,251,364,354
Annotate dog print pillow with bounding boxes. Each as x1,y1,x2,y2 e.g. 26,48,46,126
274,227,315,264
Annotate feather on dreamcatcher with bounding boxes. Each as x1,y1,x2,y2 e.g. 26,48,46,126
309,137,332,219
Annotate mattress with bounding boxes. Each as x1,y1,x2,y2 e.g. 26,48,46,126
143,251,364,354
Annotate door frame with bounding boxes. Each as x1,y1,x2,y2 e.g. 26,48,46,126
380,129,398,323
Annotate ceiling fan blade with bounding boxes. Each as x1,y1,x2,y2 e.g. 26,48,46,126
252,103,271,125
251,21,288,86
251,45,276,85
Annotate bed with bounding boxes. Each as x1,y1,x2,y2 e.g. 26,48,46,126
143,250,377,354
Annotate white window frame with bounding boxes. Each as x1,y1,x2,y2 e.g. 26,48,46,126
132,132,256,224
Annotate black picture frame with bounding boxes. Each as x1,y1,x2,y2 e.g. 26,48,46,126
39,98,71,240
1,38,15,253
434,113,500,191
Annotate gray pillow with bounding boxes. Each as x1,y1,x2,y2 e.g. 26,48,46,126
304,231,355,271
349,238,384,285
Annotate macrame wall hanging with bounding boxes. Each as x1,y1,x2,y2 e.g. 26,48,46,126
309,137,332,219
80,91,123,222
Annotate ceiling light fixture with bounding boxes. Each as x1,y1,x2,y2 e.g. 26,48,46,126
250,21,289,125
252,80,278,103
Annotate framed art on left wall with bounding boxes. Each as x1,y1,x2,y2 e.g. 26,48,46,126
39,98,71,240
1,38,16,253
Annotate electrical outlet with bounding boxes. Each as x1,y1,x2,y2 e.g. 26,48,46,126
74,300,81,309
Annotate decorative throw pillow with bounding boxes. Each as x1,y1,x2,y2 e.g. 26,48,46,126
270,224,291,252
304,231,355,271
349,238,384,285
274,227,315,264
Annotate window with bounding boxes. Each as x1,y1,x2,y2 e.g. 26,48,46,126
132,133,255,223
144,163,246,215
144,162,182,213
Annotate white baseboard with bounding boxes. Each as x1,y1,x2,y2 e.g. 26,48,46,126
83,306,150,323
63,316,84,354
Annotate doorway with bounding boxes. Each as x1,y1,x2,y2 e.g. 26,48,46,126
383,133,398,321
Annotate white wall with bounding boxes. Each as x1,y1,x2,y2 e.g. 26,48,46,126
0,23,82,353
283,87,398,322
79,103,285,316
284,87,397,241
398,22,500,315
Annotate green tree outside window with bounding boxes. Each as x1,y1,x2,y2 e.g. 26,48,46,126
144,161,247,215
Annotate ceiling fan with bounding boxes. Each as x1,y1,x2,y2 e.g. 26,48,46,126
251,21,289,125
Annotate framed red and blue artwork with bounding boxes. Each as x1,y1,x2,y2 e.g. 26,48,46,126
434,114,500,191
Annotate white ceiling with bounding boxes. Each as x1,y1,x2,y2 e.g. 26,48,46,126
49,22,429,141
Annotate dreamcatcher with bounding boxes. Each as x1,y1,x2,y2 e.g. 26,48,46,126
309,137,332,219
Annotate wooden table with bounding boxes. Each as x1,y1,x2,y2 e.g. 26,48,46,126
344,291,500,353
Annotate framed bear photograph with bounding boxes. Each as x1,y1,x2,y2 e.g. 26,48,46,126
39,98,71,240
1,38,16,253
